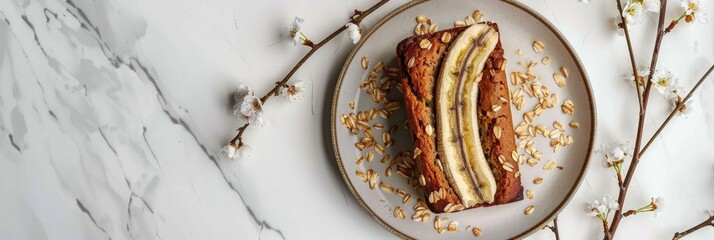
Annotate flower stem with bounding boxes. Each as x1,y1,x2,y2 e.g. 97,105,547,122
227,0,390,146
638,64,714,156
615,0,643,111
665,12,687,34
545,217,561,240
672,215,714,240
608,0,668,238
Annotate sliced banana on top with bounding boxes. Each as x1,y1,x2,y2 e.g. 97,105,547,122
435,24,499,207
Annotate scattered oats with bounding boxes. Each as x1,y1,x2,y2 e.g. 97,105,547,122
368,171,379,189
385,140,394,148
394,207,406,219
407,57,415,68
497,155,506,165
382,131,390,144
562,99,574,115
419,174,426,186
413,147,422,158
348,101,355,110
454,20,466,27
447,221,459,232
524,111,535,123
560,66,570,78
526,189,534,199
385,167,392,177
374,61,384,71
553,72,566,87
356,169,367,182
380,182,394,192
525,205,535,215
419,39,432,50
402,193,411,204
434,216,441,231
542,56,551,65
425,124,435,136
511,150,519,162
416,15,429,23
533,177,543,185
503,162,515,172
428,23,438,34
361,57,369,69
514,171,521,178
472,227,482,237
373,123,384,129
527,158,538,166
389,125,398,134
356,156,364,165
396,189,407,197
380,154,390,164
532,40,545,53
515,49,522,55
493,125,503,139
464,16,476,25
441,32,452,43
569,121,580,129
366,151,374,162
492,104,502,112
415,23,426,36
355,142,365,150
473,9,484,21
553,121,565,131
543,160,557,170
384,101,401,111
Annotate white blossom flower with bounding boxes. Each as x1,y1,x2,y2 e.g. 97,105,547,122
345,22,362,44
604,196,620,211
637,0,661,12
586,199,606,217
623,1,646,24
651,69,679,95
668,95,694,117
280,81,306,102
623,66,650,87
221,143,253,160
597,142,631,167
222,144,238,159
240,95,265,126
681,0,709,24
286,17,306,46
233,84,265,126
682,0,701,15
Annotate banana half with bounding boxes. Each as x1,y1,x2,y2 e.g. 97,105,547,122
435,24,499,207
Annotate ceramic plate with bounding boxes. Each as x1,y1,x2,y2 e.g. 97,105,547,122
331,0,595,239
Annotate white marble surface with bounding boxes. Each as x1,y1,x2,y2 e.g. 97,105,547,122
0,0,712,239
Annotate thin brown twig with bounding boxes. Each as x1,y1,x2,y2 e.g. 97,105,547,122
228,0,390,146
672,214,714,240
638,64,714,156
546,217,561,240
607,0,668,238
615,0,643,111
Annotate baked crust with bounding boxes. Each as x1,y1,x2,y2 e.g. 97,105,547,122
397,23,522,213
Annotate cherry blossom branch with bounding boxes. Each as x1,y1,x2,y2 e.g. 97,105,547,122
638,64,714,156
615,0,643,110
606,0,668,238
672,214,714,240
228,0,389,147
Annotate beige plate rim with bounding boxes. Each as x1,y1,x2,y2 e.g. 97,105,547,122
330,0,597,239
